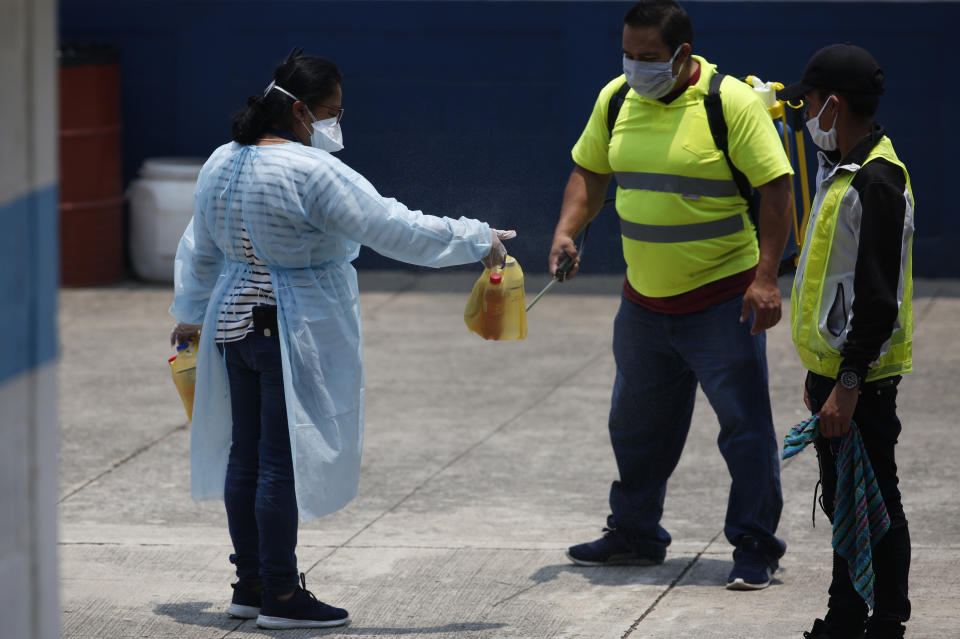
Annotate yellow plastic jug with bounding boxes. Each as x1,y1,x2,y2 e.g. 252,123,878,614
169,335,198,420
464,256,527,340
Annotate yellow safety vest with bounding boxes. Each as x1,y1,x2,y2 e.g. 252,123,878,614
791,136,913,381
603,64,791,297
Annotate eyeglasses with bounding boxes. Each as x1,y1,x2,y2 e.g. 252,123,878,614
318,104,344,125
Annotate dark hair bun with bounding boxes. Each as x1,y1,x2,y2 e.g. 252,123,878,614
231,51,341,145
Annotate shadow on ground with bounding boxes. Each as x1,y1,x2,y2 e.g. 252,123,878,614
529,556,730,586
490,556,757,609
154,601,507,636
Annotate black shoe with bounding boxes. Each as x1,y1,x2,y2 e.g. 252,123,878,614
804,618,831,639
566,527,665,567
226,581,262,619
256,573,350,629
863,618,905,639
803,617,865,639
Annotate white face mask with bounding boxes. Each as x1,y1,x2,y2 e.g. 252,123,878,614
622,46,683,99
302,112,344,153
805,97,838,151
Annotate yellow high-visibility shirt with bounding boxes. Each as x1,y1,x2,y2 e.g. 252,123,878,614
572,56,793,297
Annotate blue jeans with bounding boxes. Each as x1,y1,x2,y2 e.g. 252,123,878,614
220,333,299,594
607,294,785,561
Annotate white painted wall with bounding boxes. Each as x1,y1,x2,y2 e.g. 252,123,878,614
0,367,59,639
0,0,60,637
0,0,56,202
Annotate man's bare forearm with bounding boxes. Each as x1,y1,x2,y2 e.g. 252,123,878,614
554,165,612,239
754,174,793,284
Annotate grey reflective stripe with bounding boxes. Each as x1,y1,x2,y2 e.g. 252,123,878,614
615,171,740,198
620,214,744,243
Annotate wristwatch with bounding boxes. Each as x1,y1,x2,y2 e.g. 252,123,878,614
838,369,863,390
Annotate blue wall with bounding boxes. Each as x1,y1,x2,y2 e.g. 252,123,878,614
60,1,959,277
0,187,59,384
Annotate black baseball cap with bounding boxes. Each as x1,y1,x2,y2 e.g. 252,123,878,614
777,43,884,102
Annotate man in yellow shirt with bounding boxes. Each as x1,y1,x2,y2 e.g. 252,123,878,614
551,0,794,589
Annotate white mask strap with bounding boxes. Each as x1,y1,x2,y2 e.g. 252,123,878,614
670,45,683,64
816,95,838,118
263,81,300,103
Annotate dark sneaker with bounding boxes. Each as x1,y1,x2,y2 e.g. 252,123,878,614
226,581,262,619
803,618,831,639
863,619,904,639
803,617,866,639
726,536,778,590
256,573,349,629
566,527,665,567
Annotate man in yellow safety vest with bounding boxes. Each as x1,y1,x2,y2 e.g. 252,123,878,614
779,44,914,639
550,0,794,590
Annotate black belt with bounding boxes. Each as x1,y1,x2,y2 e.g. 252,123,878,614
865,375,901,390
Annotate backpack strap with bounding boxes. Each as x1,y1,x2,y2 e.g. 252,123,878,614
703,72,753,204
606,79,631,138
705,72,795,272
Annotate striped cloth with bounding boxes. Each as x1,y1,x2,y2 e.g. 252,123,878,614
215,226,276,343
782,414,891,609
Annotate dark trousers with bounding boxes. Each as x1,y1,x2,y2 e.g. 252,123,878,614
607,294,785,561
807,372,911,636
221,333,299,595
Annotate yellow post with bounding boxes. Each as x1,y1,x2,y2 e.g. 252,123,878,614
788,102,812,250
779,111,801,262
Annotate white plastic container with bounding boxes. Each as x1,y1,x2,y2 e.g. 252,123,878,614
748,76,781,109
128,157,205,282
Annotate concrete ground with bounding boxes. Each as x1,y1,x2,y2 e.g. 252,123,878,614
58,272,960,639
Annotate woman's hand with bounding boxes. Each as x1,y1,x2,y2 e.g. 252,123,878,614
170,323,202,348
481,229,516,269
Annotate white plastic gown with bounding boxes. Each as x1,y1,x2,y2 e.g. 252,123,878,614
170,142,491,521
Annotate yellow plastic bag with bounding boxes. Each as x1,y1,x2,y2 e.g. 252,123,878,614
169,335,198,420
464,256,527,340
